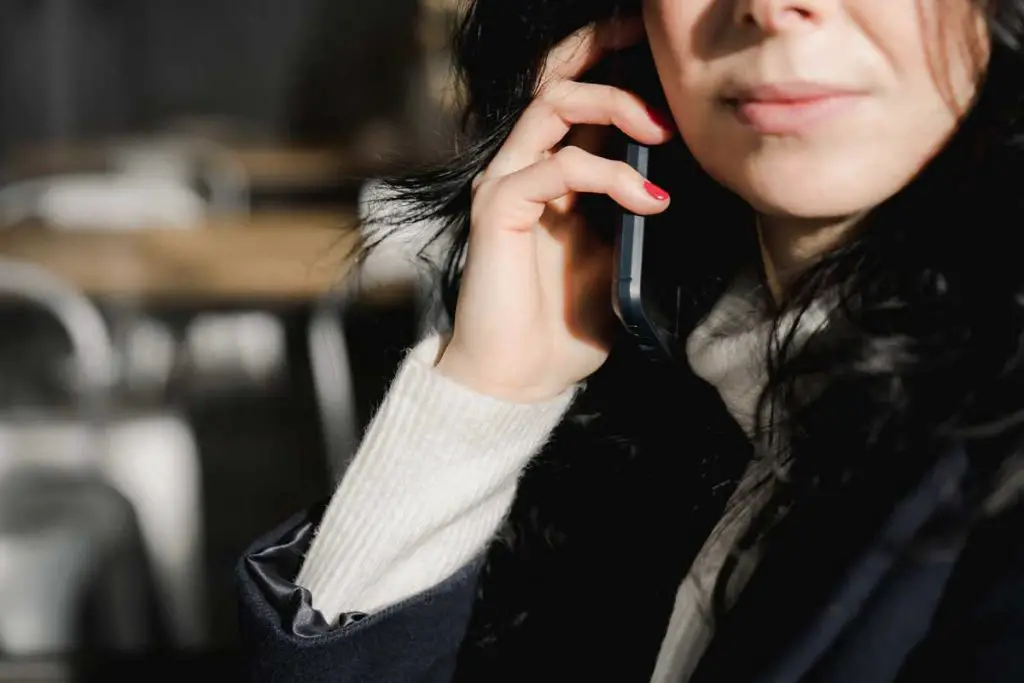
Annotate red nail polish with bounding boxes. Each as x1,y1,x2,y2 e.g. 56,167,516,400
646,106,675,130
644,181,669,201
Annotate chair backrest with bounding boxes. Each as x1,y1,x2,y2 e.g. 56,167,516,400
0,258,207,652
0,258,115,448
308,293,361,484
0,258,158,657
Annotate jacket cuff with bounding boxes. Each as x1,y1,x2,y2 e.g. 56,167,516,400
242,503,367,637
237,504,485,640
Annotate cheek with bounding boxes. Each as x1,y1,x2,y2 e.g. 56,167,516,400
866,0,984,115
644,0,715,89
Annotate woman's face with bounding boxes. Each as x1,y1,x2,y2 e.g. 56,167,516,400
644,0,989,219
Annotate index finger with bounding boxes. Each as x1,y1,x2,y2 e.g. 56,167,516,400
539,15,646,87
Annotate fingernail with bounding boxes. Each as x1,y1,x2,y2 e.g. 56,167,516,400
646,106,675,130
644,181,669,201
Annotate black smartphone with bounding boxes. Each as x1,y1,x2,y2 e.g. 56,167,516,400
611,141,681,357
587,35,682,358
593,30,752,357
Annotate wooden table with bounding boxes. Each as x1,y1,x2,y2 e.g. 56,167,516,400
0,211,366,302
215,147,361,189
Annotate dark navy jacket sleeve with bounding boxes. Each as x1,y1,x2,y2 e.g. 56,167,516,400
236,505,484,683
894,498,1024,683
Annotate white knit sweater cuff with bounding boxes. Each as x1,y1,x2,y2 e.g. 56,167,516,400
295,334,576,622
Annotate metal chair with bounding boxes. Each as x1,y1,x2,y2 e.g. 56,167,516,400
0,258,206,653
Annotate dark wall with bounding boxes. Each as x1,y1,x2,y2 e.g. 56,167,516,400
0,0,420,153
0,0,136,147
287,0,421,145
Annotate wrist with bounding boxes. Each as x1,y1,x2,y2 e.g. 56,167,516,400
434,347,570,404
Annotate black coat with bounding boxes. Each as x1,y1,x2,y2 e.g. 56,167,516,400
237,346,1024,682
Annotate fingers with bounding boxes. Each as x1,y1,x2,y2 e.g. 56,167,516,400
540,15,646,85
476,145,670,234
487,81,675,177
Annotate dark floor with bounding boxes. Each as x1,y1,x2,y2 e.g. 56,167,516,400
194,297,419,650
0,292,420,679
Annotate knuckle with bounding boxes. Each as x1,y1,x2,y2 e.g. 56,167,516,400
536,77,569,102
552,146,585,176
469,197,492,233
530,88,559,116
554,144,586,167
518,99,553,131
535,77,555,98
535,79,587,114
610,84,635,111
470,178,498,216
604,88,637,129
471,170,487,193
471,175,528,232
478,174,502,198
614,160,638,183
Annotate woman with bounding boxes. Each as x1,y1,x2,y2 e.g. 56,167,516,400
238,1,1024,681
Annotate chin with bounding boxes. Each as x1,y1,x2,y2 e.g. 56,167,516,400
710,156,906,220
737,187,875,219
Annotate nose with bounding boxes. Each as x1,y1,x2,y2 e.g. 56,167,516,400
734,0,833,33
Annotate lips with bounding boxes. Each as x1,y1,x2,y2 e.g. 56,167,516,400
723,82,867,135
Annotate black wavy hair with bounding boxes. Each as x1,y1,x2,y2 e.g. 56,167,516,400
362,0,1024,620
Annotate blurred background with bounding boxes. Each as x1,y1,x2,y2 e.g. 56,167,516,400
0,0,461,680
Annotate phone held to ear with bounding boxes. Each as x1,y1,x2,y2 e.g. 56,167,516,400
612,141,682,359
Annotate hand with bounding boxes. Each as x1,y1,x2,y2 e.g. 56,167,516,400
437,16,675,402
